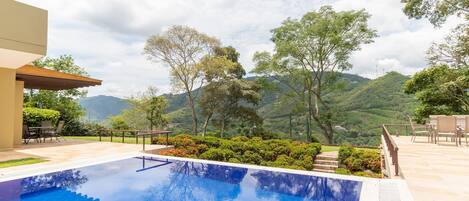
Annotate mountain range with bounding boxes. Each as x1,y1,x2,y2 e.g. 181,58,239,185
79,72,416,146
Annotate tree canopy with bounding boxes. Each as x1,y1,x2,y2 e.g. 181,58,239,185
253,6,376,143
26,55,88,134
199,46,261,137
116,87,168,130
402,0,469,26
404,65,469,121
144,25,220,135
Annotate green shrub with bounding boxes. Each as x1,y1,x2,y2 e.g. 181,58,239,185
242,151,263,165
261,150,275,161
338,145,354,164
231,136,249,142
290,143,321,160
353,171,382,178
335,168,351,175
199,148,235,162
293,155,314,170
339,145,381,175
159,135,323,172
219,140,247,154
193,136,221,148
23,107,60,126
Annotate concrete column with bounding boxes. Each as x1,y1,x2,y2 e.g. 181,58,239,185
14,81,24,146
0,68,16,150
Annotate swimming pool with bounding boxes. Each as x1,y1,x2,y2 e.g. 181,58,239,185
0,156,363,201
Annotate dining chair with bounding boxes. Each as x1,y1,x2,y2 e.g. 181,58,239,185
22,124,40,144
49,121,65,141
408,116,431,142
436,116,459,146
463,116,469,145
40,121,54,141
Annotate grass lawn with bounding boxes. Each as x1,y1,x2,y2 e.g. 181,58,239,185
0,158,47,168
321,145,341,152
65,136,153,144
321,145,378,153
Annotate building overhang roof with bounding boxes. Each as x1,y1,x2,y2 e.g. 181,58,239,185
16,65,102,90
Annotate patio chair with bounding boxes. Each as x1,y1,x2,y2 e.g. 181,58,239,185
435,116,459,146
461,116,469,145
49,121,65,141
408,116,431,142
23,125,40,144
40,121,54,141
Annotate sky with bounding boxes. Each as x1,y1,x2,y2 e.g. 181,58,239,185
19,0,462,98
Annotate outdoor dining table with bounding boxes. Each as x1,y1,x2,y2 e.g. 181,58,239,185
29,126,54,142
427,124,465,145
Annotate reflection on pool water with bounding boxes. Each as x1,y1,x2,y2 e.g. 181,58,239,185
0,156,362,201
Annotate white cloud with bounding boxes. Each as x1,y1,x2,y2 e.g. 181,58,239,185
19,0,462,97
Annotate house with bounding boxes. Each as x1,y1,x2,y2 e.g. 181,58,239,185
0,0,100,150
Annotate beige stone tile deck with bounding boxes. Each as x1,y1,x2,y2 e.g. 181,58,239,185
392,135,469,201
0,139,168,179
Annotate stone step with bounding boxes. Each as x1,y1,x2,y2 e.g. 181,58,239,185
315,155,338,161
312,168,335,173
313,164,338,170
314,160,338,166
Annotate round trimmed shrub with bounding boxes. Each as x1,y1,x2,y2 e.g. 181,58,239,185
23,107,60,126
199,148,235,162
242,151,263,165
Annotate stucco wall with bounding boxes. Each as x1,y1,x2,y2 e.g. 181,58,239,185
0,0,47,56
14,81,24,146
0,68,16,150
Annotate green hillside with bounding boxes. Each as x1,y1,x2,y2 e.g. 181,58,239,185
79,95,129,122
80,72,416,146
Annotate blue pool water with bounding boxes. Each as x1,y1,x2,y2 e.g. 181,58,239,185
0,156,362,201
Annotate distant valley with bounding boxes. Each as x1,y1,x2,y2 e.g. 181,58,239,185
79,72,416,146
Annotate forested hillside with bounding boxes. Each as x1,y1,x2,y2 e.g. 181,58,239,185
79,95,129,122
80,72,416,146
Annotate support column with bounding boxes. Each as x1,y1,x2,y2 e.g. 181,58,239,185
0,68,16,150
14,81,24,146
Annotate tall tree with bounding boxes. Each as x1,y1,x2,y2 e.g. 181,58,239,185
144,25,220,135
199,46,261,137
403,0,469,120
253,6,376,143
402,0,469,27
404,65,469,121
120,87,168,130
26,55,88,134
253,52,312,140
427,24,469,68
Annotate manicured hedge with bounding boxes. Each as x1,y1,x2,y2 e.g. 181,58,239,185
23,107,60,126
155,135,321,171
337,145,381,178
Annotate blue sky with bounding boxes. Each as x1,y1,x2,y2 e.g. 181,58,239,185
20,0,461,98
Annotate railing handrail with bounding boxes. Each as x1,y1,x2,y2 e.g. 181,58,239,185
382,124,399,176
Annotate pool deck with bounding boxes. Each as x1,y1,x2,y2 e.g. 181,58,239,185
392,135,469,201
0,139,169,179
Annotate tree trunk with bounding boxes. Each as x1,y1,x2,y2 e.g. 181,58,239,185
202,113,212,137
306,90,313,142
311,93,334,144
289,114,292,139
220,115,225,138
187,91,198,135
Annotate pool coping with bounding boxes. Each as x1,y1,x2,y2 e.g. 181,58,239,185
0,152,413,201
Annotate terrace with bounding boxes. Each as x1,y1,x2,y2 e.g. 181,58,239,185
382,117,469,201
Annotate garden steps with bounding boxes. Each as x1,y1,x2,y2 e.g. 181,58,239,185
314,159,338,166
313,152,338,173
